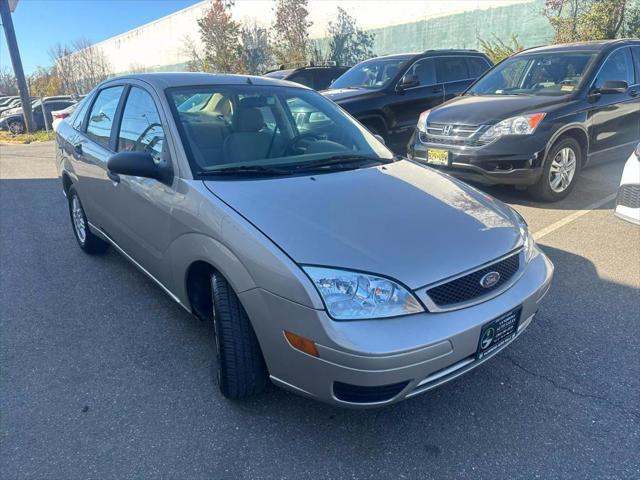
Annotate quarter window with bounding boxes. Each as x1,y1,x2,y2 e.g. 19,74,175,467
437,57,469,83
466,57,491,78
117,87,165,163
594,48,634,89
86,86,124,148
70,97,91,131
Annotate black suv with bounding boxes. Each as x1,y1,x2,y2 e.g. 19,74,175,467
408,39,640,201
263,64,350,91
322,50,493,151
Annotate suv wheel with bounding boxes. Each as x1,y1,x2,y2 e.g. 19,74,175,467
8,119,24,135
67,186,110,254
530,137,581,202
211,273,268,399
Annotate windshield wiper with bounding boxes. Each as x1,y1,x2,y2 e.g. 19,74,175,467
291,154,393,172
196,165,291,177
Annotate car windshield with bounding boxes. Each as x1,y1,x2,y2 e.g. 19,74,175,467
330,58,408,90
469,52,597,96
167,84,393,178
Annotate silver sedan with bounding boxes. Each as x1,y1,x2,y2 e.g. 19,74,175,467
56,73,553,407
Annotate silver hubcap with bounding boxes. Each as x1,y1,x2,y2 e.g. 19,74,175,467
549,147,577,193
71,196,86,243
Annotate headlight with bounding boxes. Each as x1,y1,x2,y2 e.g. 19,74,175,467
417,109,430,133
303,266,424,320
513,209,535,262
479,113,546,143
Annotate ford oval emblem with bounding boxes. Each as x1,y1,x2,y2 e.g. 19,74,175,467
480,271,501,289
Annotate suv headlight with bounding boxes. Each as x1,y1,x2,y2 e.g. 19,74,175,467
479,113,546,143
417,109,430,133
303,266,424,320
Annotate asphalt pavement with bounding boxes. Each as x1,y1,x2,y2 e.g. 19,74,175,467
1,141,638,479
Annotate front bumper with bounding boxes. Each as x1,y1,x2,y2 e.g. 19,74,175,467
240,245,554,408
407,130,546,186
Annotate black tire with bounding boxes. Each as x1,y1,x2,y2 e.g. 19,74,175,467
211,273,267,399
8,119,24,135
67,186,109,254
529,137,582,202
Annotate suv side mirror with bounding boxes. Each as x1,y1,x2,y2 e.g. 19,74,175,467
397,74,419,91
598,80,628,94
107,151,172,184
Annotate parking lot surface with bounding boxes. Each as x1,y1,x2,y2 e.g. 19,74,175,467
1,142,638,479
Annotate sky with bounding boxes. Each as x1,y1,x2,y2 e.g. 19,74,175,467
0,0,202,74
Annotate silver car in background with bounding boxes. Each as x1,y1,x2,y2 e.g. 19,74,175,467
55,73,553,407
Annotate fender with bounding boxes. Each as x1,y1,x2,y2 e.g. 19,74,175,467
544,120,590,166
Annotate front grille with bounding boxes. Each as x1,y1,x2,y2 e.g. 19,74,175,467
333,380,409,403
426,122,479,138
419,132,489,148
427,253,520,307
616,185,640,209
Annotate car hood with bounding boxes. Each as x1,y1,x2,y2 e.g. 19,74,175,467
429,94,567,125
321,87,381,103
204,160,523,289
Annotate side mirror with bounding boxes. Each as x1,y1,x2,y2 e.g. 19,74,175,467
373,134,385,145
397,74,419,91
598,80,628,94
107,151,172,184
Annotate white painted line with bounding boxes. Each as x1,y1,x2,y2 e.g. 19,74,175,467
532,192,618,241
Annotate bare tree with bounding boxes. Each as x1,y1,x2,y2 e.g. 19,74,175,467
182,35,211,72
49,38,112,94
0,66,18,95
240,22,272,74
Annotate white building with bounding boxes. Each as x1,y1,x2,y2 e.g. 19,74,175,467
88,0,543,74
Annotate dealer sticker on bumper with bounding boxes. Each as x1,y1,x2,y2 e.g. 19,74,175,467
476,307,521,360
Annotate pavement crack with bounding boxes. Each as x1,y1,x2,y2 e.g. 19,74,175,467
501,355,639,420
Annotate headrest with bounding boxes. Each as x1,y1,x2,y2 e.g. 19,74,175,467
236,108,264,132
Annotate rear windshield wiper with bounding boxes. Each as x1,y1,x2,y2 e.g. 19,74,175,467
291,154,393,172
196,165,291,177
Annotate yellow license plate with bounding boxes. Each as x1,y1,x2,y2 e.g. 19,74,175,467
427,149,449,166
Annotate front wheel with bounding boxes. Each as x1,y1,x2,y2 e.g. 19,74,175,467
211,273,267,400
67,186,109,254
7,119,25,135
529,137,582,202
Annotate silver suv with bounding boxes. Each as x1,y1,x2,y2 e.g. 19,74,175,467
56,73,553,407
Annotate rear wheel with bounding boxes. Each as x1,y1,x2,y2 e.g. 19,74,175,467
7,119,24,135
529,137,581,202
67,186,109,254
211,273,268,399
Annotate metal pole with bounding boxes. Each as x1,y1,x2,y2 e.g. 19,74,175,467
0,0,35,133
40,95,50,132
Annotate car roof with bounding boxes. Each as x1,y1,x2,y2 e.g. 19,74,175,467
520,38,640,55
103,72,312,91
363,49,485,62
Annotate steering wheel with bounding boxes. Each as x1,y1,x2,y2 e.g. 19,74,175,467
280,132,323,156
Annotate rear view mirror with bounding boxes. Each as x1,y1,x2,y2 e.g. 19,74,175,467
397,74,419,91
107,151,172,184
598,80,628,94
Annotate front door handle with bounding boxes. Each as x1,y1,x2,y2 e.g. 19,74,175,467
630,89,639,97
107,170,120,184
73,143,82,156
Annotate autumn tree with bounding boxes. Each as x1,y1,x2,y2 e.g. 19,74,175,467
326,7,375,66
478,34,524,63
240,22,272,74
272,0,311,66
197,0,244,73
543,0,640,42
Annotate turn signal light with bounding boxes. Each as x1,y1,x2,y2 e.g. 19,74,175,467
284,331,319,357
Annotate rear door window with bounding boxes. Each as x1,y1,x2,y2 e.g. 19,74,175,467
405,58,437,86
86,86,124,148
466,57,492,78
631,46,640,84
594,48,634,89
437,57,470,83
117,87,165,163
